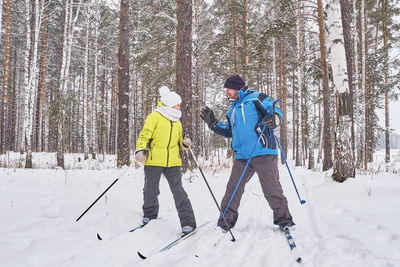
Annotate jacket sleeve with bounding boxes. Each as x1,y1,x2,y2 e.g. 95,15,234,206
136,113,157,150
210,118,233,138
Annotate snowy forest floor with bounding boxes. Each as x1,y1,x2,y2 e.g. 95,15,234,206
0,150,400,267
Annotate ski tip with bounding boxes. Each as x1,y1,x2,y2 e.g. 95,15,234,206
96,233,102,240
137,251,147,260
296,257,302,263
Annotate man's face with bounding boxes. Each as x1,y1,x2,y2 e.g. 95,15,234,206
225,88,239,100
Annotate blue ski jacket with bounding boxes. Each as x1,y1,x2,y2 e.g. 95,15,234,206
210,87,282,159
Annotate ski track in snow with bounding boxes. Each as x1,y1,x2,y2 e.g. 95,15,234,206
1,163,400,267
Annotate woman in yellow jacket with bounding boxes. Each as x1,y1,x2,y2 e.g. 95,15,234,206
135,86,196,235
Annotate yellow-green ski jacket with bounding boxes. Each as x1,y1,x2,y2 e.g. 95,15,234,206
136,103,184,167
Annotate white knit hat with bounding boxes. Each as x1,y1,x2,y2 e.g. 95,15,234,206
159,86,182,107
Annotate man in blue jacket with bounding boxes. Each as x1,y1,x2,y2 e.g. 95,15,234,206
200,74,294,232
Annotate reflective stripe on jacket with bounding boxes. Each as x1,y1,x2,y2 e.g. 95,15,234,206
136,104,183,167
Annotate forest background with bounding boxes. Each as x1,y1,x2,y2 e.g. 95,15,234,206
0,0,399,183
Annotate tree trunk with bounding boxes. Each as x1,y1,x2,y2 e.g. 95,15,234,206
363,2,374,167
279,34,287,165
317,83,323,164
132,69,138,153
17,46,25,153
57,0,70,168
109,71,117,154
231,0,238,73
25,0,40,168
117,0,130,167
99,55,106,155
329,0,355,182
308,104,316,170
317,0,332,171
382,0,390,163
38,0,47,152
352,0,361,167
22,0,32,163
241,0,248,80
301,81,308,167
176,0,192,172
295,1,302,163
0,0,3,53
292,69,296,161
193,0,201,156
83,2,90,160
360,0,367,169
8,49,17,151
300,14,308,167
91,4,99,160
1,0,11,155
272,38,277,98
340,0,355,169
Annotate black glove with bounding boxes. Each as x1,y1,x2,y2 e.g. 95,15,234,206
262,113,282,129
200,106,217,128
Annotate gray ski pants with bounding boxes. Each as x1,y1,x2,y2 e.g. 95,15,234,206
218,155,294,228
142,166,196,228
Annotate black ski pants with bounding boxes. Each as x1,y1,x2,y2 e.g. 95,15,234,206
142,166,196,228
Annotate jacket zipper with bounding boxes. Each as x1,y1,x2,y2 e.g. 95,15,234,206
166,121,173,167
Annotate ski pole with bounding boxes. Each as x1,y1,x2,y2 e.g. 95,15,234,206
269,99,305,205
274,135,306,205
188,148,236,242
76,167,131,221
222,99,280,217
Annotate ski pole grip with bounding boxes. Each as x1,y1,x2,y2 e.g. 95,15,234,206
272,99,279,114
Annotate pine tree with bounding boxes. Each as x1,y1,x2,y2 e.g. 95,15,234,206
176,0,192,172
0,0,10,155
317,0,333,171
117,0,130,167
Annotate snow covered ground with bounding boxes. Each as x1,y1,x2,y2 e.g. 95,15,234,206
0,151,399,267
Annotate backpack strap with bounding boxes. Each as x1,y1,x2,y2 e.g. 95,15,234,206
252,93,277,149
253,93,269,119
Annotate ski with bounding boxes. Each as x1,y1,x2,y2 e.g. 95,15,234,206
281,227,302,263
160,221,210,252
129,224,146,233
128,217,163,233
137,221,210,259
97,221,150,240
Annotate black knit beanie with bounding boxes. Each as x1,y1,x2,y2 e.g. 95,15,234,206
224,74,246,90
